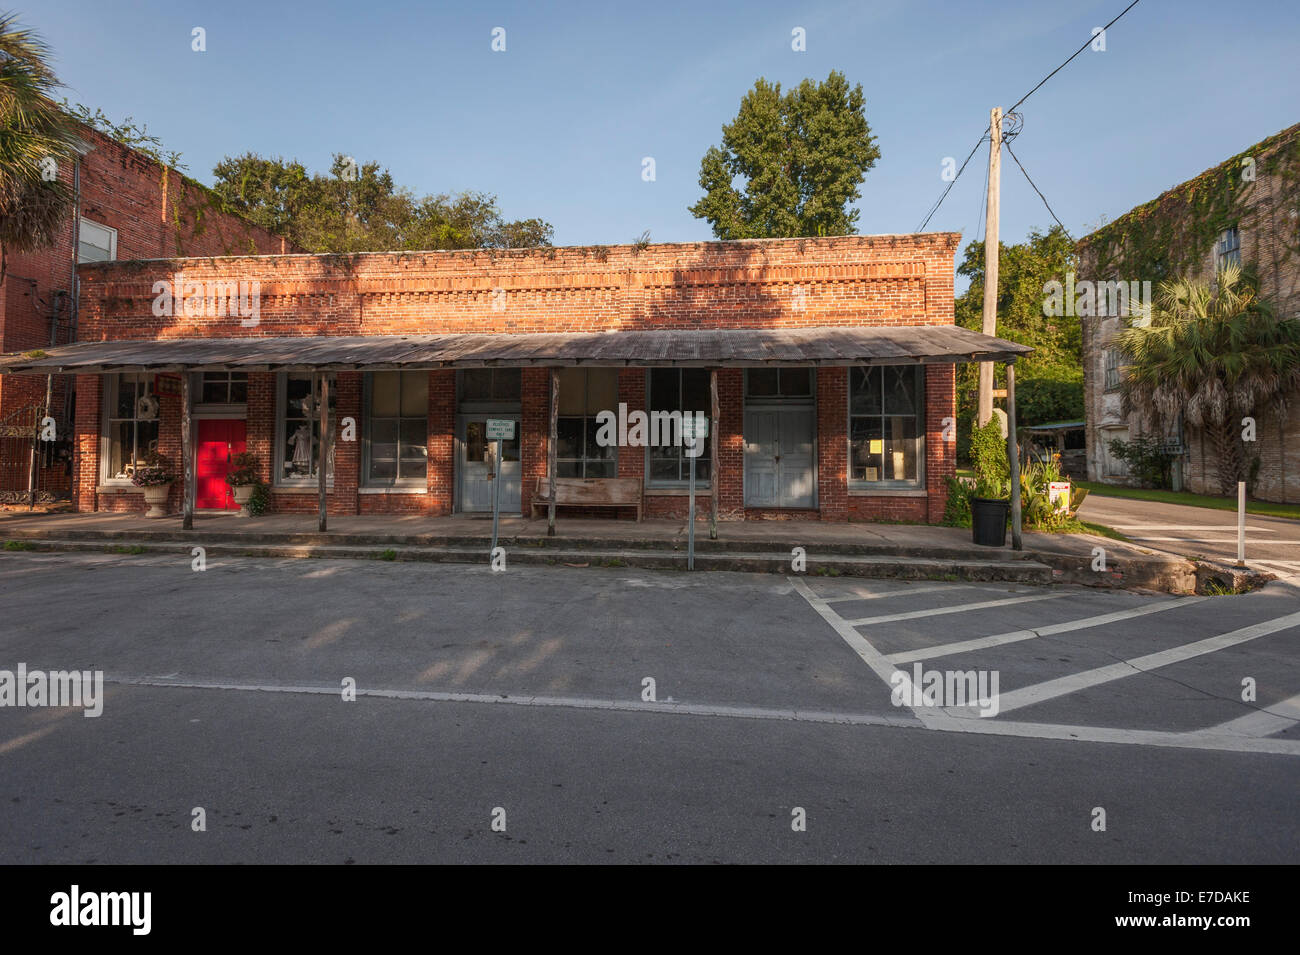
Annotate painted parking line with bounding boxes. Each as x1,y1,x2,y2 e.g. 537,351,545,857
841,591,1069,627
1109,524,1280,533
887,595,1209,664
1207,692,1300,738
819,583,980,603
965,609,1300,717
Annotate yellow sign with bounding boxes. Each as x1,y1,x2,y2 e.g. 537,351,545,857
869,439,883,454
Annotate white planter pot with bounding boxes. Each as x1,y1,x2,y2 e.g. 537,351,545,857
141,483,172,519
231,484,255,517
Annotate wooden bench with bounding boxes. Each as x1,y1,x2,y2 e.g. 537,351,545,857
531,477,643,522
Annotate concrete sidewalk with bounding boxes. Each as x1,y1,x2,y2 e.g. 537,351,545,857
0,509,1260,594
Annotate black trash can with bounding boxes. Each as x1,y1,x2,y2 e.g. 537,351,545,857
970,497,1010,547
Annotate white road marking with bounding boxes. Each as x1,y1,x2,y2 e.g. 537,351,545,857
887,595,1209,664
107,674,1300,757
1207,693,1300,738
819,583,979,603
1109,524,1280,534
1124,536,1299,544
842,591,1069,627
978,610,1300,716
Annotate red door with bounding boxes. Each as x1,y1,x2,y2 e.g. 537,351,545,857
196,420,246,509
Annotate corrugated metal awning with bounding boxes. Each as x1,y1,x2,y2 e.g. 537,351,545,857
0,325,1030,374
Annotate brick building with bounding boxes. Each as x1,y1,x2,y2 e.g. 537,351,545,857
0,121,293,502
1078,123,1300,503
1,234,1029,525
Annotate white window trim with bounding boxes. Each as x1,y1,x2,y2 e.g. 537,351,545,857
847,365,926,491
78,218,117,263
363,371,428,488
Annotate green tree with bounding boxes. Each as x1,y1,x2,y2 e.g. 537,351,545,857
953,226,1080,457
1114,266,1300,495
0,15,78,278
689,71,879,239
210,152,554,253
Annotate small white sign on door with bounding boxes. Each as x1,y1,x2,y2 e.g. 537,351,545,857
486,419,515,440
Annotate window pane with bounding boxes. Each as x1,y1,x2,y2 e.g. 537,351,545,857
883,417,919,480
370,460,397,480
501,437,520,463
557,417,583,458
115,378,138,418
371,372,400,418
650,457,679,482
849,367,882,415
399,419,426,458
493,369,521,401
461,369,492,401
585,460,616,478
464,421,485,463
201,379,227,403
747,369,778,396
780,368,811,396
883,366,918,415
229,378,248,403
586,369,617,415
850,418,883,482
557,460,582,478
683,370,710,416
586,417,614,459
286,376,312,418
649,369,679,410
401,372,427,417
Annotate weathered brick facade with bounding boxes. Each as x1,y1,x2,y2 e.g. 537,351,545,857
0,121,294,500
67,233,964,522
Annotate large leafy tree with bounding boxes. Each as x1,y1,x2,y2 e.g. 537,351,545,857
1114,266,1300,495
211,153,553,253
953,226,1080,455
689,71,879,239
0,14,78,278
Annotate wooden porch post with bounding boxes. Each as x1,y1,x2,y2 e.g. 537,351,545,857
548,367,558,536
181,371,194,530
1006,360,1022,551
709,368,719,540
318,373,330,533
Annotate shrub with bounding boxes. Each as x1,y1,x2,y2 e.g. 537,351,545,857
1107,437,1178,489
225,452,259,487
942,476,973,527
246,481,272,516
130,453,175,487
970,418,1009,499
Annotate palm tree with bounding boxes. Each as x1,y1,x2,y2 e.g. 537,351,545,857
0,13,77,279
1115,266,1300,495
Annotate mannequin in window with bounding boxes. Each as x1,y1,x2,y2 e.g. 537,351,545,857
288,423,312,474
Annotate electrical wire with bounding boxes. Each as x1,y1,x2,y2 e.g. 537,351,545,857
1004,140,1074,242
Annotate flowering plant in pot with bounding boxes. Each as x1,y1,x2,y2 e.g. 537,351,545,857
131,453,176,518
969,418,1010,546
225,451,260,517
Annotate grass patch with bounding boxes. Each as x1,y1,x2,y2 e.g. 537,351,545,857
599,557,627,567
1078,481,1300,520
3,540,35,551
376,548,397,561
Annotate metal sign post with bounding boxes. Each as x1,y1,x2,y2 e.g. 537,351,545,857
682,415,708,572
486,419,515,557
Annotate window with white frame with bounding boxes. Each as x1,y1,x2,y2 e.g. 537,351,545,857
103,374,159,481
365,371,428,485
276,372,336,484
848,365,924,487
1217,227,1241,270
556,368,618,478
78,218,117,263
647,369,711,485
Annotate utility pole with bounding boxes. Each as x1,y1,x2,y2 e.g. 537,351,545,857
978,106,1003,427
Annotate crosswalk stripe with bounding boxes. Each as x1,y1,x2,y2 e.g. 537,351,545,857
1207,693,1300,738
842,591,1069,627
820,583,979,603
977,610,1300,716
887,595,1208,664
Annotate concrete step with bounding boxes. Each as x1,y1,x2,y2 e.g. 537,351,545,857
4,537,1054,584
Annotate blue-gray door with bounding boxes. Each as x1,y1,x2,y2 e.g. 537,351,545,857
458,416,521,513
744,409,815,508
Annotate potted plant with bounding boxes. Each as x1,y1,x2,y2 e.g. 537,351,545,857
225,452,260,517
969,418,1010,546
131,453,176,518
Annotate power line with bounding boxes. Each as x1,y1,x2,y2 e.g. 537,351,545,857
1004,140,1073,242
914,0,1142,232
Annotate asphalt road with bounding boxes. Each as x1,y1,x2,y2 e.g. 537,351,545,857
0,551,1297,864
1080,493,1300,579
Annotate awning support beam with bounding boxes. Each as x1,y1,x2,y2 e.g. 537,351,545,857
547,368,558,537
318,374,330,533
181,372,194,530
1006,360,1022,551
709,369,719,540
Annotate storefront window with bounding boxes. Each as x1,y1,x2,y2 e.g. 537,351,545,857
276,373,336,484
365,371,428,484
103,374,159,482
199,371,248,404
849,366,924,487
647,369,710,485
557,368,617,478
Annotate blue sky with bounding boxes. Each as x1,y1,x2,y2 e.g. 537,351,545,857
33,0,1300,274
